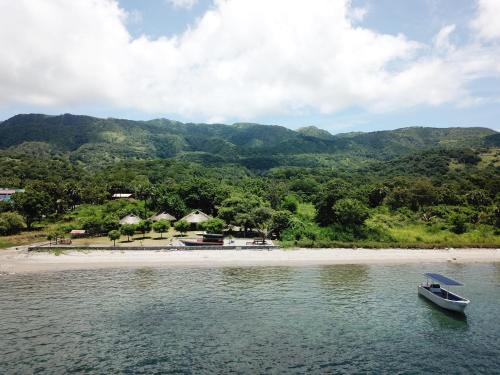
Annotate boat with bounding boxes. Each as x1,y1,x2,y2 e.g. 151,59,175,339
180,233,224,246
418,273,470,313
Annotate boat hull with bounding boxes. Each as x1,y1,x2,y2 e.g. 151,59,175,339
180,240,223,246
418,285,469,313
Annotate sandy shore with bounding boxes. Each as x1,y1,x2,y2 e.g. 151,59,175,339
1,247,499,274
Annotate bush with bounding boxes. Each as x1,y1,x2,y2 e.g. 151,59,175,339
136,220,152,238
270,210,292,239
281,195,299,213
0,212,26,235
333,198,369,227
108,230,121,246
120,224,136,241
201,218,225,234
152,220,170,238
174,220,190,235
450,214,468,234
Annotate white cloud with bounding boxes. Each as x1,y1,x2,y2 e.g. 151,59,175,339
127,9,143,25
348,5,368,23
434,24,456,52
167,0,198,10
470,0,500,40
0,0,499,122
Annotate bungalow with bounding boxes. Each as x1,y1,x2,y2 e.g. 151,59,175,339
180,210,211,229
150,212,176,222
0,188,25,202
112,193,133,199
119,214,141,225
70,229,87,238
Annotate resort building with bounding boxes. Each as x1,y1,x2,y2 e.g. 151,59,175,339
180,210,211,229
112,193,133,199
0,188,25,202
70,229,87,238
119,214,141,225
150,212,176,222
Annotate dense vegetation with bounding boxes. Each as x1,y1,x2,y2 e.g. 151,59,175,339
0,113,498,248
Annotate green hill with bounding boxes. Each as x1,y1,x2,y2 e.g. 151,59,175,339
0,113,496,169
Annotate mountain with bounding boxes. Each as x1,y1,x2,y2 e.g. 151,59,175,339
297,126,335,140
0,113,497,169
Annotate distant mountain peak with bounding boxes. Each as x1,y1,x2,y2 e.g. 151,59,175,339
296,126,334,140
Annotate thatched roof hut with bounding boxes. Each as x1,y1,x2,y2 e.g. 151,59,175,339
119,214,141,225
180,210,211,224
150,212,176,222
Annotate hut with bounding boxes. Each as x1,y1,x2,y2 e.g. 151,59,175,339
119,214,141,225
112,193,133,199
0,188,25,202
180,210,211,229
150,212,176,222
70,229,87,238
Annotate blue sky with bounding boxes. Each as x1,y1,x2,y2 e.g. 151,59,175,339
0,0,499,133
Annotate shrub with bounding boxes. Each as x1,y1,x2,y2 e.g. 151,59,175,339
281,195,299,213
270,210,292,239
450,214,468,234
108,230,121,246
0,212,26,235
333,198,369,227
174,220,190,235
152,220,170,238
201,218,225,234
136,220,152,238
120,224,136,241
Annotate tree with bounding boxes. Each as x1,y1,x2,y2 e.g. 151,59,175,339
120,224,136,242
152,220,170,238
270,210,292,239
315,179,349,226
218,193,263,233
155,192,187,219
174,220,190,235
281,195,299,213
136,220,152,238
201,218,225,234
450,214,467,234
11,190,51,229
108,230,121,246
466,190,491,207
386,179,438,211
333,198,369,227
102,215,120,234
0,212,26,235
251,207,274,240
368,186,389,208
47,228,65,245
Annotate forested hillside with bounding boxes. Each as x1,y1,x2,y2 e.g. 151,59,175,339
0,113,498,248
0,113,497,168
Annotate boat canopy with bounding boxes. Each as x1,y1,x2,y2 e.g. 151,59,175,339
424,273,463,286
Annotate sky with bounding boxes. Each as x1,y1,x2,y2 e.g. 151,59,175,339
0,0,500,133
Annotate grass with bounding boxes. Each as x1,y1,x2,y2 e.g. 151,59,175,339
0,230,48,249
296,203,316,221
388,224,500,247
49,248,66,256
478,148,500,168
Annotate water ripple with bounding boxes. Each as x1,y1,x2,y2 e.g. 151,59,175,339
1,264,499,374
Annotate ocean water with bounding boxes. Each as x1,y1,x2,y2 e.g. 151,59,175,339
1,263,500,374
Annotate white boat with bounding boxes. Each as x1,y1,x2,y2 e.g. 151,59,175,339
418,273,470,313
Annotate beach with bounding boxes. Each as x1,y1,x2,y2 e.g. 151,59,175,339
1,247,499,274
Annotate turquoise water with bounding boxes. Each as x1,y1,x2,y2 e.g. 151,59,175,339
1,263,500,374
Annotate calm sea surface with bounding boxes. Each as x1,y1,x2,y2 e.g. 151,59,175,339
1,263,500,374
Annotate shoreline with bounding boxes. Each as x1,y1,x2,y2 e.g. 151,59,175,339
1,247,499,274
